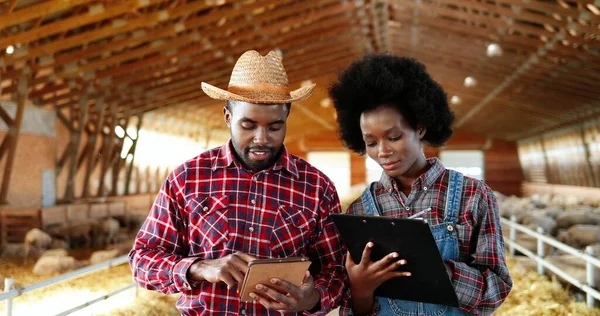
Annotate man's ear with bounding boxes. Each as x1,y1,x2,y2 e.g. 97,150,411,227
223,106,231,128
417,125,427,139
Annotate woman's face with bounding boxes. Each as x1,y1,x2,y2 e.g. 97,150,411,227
360,104,426,180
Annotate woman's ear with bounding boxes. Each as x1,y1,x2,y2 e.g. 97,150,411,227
417,125,427,139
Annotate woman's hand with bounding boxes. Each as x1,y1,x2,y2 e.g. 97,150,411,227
346,241,411,299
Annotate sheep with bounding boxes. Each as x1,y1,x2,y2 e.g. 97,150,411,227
90,217,121,248
48,222,93,249
1,243,25,258
555,211,600,230
566,225,600,248
89,249,120,265
24,228,52,264
39,248,68,258
32,256,88,275
520,215,558,236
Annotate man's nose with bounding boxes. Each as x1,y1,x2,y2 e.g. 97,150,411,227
253,128,268,145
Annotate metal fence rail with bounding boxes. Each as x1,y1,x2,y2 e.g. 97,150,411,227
1,255,131,316
502,216,599,307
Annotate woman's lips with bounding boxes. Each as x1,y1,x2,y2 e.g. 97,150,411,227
381,161,400,171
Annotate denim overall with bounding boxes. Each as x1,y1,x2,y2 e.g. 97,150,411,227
359,170,471,316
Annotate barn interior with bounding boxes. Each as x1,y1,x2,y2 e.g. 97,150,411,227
1,0,600,315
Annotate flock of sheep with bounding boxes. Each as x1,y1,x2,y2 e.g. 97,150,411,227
497,192,600,289
1,216,140,276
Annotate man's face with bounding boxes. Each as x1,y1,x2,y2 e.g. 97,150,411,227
225,101,289,172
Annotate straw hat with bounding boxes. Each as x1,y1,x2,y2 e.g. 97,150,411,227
201,50,315,104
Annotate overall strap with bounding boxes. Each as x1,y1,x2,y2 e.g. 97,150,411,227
360,182,383,216
444,169,464,222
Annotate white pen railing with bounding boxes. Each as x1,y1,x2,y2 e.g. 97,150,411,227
1,255,134,316
502,215,599,307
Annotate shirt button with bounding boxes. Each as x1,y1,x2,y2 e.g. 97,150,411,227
423,186,428,191
202,206,208,212
405,206,410,211
251,199,256,205
241,310,246,315
447,225,454,232
249,227,254,232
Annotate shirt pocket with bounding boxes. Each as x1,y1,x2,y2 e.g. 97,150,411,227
454,223,474,262
270,204,316,258
187,195,230,256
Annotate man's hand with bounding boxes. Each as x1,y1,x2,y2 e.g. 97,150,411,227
187,251,257,290
249,271,321,312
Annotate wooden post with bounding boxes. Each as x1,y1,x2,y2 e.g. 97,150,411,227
98,102,118,197
82,95,105,197
64,92,88,201
0,69,29,204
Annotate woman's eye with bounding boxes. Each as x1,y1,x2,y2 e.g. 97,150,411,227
390,136,402,141
366,142,376,147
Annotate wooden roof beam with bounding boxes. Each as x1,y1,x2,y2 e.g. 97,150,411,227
0,0,162,48
0,0,89,30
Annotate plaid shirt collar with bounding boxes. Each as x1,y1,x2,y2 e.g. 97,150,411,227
380,157,445,193
212,140,299,178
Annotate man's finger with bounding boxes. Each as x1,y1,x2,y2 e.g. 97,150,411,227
360,242,374,265
249,292,288,311
269,277,304,299
219,272,237,290
255,283,295,305
230,253,255,274
228,267,245,285
233,251,258,264
302,271,314,285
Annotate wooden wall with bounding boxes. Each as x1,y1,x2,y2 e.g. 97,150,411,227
518,119,600,190
290,129,524,196
484,140,523,197
0,132,56,208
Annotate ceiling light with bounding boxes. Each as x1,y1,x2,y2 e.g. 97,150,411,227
6,45,14,54
320,98,332,108
486,43,503,57
450,96,461,105
464,77,477,88
301,80,313,87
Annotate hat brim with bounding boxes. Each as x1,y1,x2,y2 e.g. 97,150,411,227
201,82,315,104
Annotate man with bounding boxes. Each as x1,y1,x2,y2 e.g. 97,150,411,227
129,50,347,316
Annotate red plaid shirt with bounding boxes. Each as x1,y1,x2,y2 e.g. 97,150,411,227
129,141,347,316
339,158,512,315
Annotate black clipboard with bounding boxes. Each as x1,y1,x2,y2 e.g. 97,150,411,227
331,213,459,307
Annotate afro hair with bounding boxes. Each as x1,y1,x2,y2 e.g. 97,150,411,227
329,54,455,154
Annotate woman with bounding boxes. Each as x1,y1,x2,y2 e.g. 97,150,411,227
330,54,512,316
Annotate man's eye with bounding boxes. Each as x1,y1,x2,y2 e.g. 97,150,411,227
241,124,255,130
